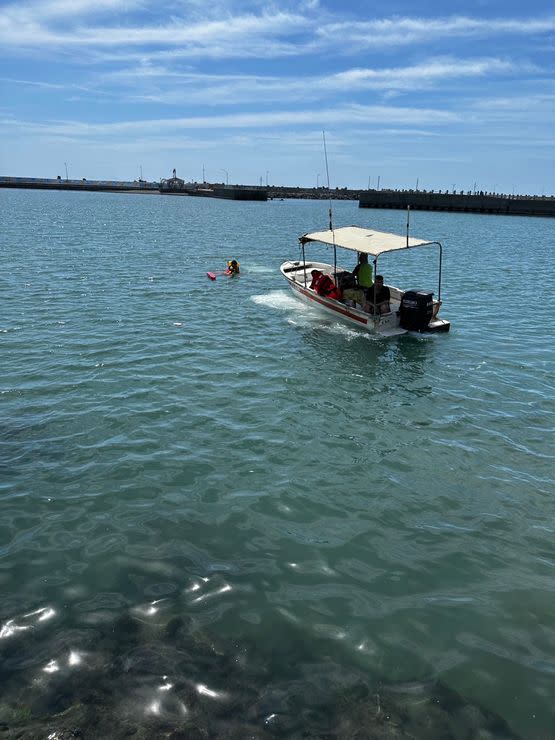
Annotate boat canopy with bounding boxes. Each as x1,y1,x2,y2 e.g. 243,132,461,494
300,225,437,257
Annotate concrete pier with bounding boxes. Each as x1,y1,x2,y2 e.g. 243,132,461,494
0,176,267,201
176,184,267,201
2,176,552,214
0,176,159,193
359,189,555,217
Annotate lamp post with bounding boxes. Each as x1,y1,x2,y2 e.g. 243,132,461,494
221,169,228,186
64,162,68,181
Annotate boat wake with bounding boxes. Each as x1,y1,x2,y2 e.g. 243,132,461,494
251,291,377,342
245,264,275,275
251,290,303,311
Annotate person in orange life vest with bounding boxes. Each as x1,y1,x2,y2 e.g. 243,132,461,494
310,269,324,290
310,269,341,300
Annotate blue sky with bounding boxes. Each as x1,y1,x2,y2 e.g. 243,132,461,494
1,0,553,193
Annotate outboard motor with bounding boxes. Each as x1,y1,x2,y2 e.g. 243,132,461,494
399,290,434,331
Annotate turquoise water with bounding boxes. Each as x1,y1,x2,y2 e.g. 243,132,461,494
1,188,554,738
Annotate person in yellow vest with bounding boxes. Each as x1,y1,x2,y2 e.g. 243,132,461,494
353,253,373,292
226,259,240,275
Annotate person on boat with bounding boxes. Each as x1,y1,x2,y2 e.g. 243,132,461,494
335,270,356,291
365,275,391,314
310,269,341,300
310,269,323,290
353,253,373,293
226,259,240,275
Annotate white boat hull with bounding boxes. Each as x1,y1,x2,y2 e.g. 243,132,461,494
280,260,407,337
280,260,450,336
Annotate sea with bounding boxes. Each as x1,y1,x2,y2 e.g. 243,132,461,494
1,188,554,739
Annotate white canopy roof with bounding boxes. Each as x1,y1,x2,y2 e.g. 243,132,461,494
300,225,437,256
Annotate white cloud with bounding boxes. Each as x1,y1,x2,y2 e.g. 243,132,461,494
0,103,459,139
1,0,140,19
0,6,307,52
317,14,555,49
471,93,555,110
1,7,553,58
98,57,520,107
0,76,89,90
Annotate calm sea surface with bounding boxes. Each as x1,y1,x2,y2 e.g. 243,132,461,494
1,188,554,738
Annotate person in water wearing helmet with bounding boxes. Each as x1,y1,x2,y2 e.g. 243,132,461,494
226,259,240,275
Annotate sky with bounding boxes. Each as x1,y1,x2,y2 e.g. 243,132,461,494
0,0,554,194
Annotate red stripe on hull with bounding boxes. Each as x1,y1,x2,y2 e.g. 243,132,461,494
291,282,369,326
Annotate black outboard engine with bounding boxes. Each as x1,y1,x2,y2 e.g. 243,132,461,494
399,290,434,331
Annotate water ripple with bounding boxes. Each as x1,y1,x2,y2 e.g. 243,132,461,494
1,191,554,738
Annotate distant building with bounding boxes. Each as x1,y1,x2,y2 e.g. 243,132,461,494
160,168,186,192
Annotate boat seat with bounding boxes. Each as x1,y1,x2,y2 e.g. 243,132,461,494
283,263,312,274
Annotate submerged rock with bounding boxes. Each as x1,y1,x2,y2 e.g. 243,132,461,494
0,607,522,740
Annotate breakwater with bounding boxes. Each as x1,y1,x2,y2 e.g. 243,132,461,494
0,176,267,201
268,186,360,200
3,176,553,214
0,175,159,193
165,184,267,201
359,189,555,217
264,185,555,217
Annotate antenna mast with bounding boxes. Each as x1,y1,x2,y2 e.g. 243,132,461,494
322,131,333,231
322,130,337,277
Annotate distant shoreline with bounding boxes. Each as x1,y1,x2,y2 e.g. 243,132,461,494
1,176,553,215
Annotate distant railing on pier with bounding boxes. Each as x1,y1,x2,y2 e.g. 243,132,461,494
359,189,555,217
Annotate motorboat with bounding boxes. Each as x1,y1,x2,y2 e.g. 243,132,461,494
280,225,450,337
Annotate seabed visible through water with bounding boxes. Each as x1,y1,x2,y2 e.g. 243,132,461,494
0,601,521,739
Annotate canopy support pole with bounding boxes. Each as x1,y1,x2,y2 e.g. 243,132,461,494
373,257,378,325
437,242,442,301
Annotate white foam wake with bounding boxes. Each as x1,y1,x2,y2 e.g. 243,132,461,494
251,290,305,311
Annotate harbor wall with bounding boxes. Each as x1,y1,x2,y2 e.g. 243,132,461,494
359,189,555,217
184,185,267,201
0,176,158,192
2,176,552,213
1,177,267,201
